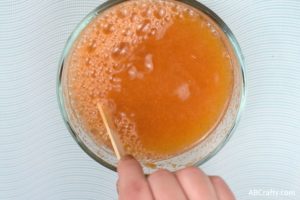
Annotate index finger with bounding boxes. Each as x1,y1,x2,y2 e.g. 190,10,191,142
117,156,154,200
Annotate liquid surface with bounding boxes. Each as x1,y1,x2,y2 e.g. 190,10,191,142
65,0,233,158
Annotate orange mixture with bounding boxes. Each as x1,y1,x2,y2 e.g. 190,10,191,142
65,0,233,158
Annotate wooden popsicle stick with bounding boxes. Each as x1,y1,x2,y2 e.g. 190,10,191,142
97,103,125,160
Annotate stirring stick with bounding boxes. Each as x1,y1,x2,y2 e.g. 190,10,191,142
97,103,125,160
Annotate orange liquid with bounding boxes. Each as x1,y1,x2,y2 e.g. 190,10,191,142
65,0,233,158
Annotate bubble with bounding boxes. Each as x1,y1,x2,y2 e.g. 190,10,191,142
141,7,152,18
207,23,218,36
136,19,151,36
131,38,138,45
85,58,91,66
154,8,166,19
128,66,138,79
190,54,197,60
165,15,171,22
150,28,157,36
188,9,195,17
87,44,96,53
117,8,129,18
138,36,144,41
84,68,95,77
130,12,139,22
111,42,129,59
147,9,153,16
171,4,177,12
144,54,154,72
126,63,133,68
211,28,218,36
143,35,149,40
102,23,114,34
122,28,133,36
92,89,100,96
112,64,126,74
112,84,122,92
141,2,148,9
112,77,122,83
155,27,168,40
101,99,116,113
90,110,98,119
175,83,190,101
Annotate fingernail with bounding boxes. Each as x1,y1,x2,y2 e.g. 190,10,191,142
121,155,134,161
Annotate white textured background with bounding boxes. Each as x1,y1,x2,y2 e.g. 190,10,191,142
0,0,299,199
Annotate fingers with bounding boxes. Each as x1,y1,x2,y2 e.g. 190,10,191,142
118,157,235,200
117,156,153,200
148,169,187,200
210,176,236,200
175,167,218,200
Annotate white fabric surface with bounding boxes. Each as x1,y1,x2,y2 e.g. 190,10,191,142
1,0,299,199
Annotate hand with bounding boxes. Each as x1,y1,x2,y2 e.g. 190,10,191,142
117,156,235,200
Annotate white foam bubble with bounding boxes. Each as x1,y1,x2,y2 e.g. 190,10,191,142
188,9,195,17
175,83,191,101
111,42,129,59
112,77,122,83
207,22,218,37
128,66,138,79
159,8,166,17
223,51,230,59
136,20,151,35
150,28,157,35
102,23,114,34
117,8,129,18
101,99,117,113
144,53,154,72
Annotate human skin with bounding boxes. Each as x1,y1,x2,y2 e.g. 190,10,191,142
117,156,235,200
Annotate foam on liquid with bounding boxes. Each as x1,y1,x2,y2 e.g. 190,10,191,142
65,0,233,159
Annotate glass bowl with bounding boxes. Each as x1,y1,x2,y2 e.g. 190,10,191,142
57,0,246,174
